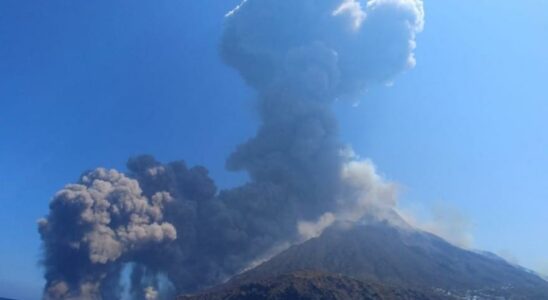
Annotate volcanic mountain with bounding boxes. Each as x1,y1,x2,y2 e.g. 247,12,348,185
184,214,548,299
179,271,453,300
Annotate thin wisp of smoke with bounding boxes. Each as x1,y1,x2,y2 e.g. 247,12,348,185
38,0,424,298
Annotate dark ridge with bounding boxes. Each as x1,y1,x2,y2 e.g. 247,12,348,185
230,219,548,299
179,271,454,300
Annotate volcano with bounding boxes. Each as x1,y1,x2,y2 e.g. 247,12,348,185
179,271,452,300
182,215,548,299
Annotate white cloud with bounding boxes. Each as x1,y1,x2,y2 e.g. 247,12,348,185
298,213,336,240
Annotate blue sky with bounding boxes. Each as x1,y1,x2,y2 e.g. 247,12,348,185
1,1,547,299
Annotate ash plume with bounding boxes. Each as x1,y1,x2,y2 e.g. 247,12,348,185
38,0,424,298
38,169,176,299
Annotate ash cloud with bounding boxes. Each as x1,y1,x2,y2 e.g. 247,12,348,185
38,169,176,299
39,0,424,298
222,0,423,96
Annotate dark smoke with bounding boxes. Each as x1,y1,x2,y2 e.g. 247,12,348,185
38,169,176,299
38,0,424,298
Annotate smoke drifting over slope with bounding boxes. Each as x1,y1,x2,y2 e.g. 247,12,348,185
38,0,424,298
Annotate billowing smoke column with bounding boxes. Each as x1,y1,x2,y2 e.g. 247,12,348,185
38,169,176,299
38,0,424,298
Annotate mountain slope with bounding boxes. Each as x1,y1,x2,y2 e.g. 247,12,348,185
179,271,454,300
234,220,548,299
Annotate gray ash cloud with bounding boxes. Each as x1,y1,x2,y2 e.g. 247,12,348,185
38,1,424,298
38,169,176,299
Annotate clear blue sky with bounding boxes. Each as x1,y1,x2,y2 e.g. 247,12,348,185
1,1,546,299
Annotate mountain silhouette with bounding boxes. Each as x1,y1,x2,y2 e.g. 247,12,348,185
183,215,548,299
